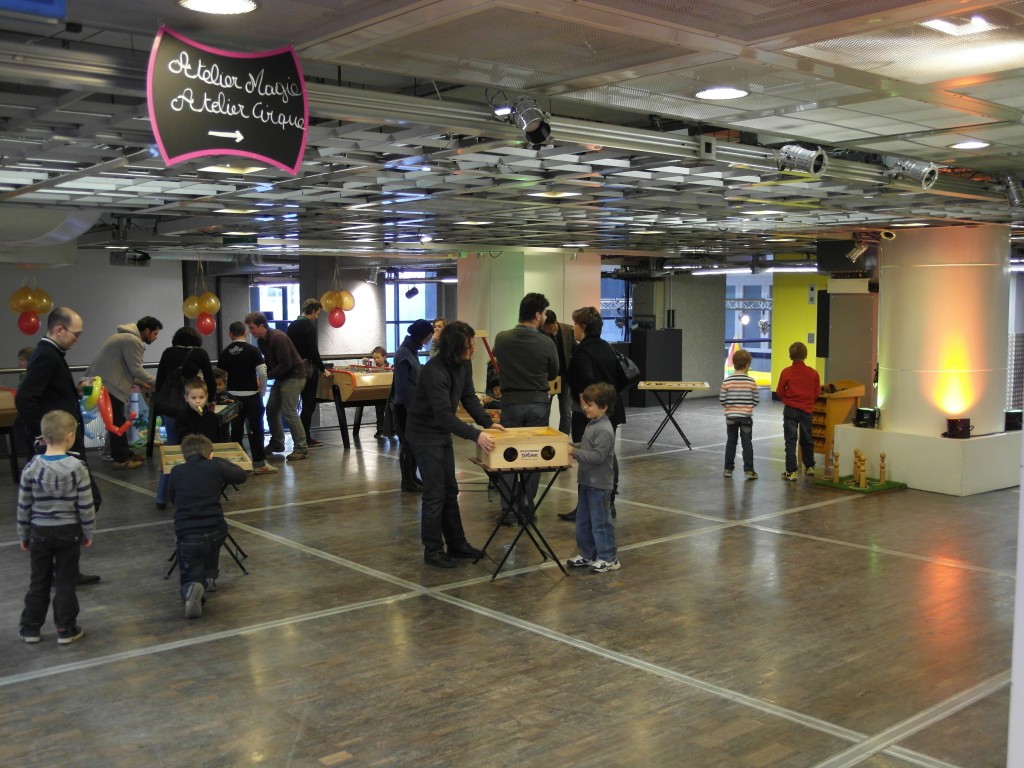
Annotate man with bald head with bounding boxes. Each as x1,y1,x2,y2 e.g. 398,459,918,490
16,306,101,585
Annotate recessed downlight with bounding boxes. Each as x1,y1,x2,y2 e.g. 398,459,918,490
949,140,989,150
695,86,748,100
179,0,258,14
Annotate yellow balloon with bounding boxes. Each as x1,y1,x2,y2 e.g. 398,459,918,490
8,285,35,314
338,289,355,311
83,376,101,411
199,291,221,315
320,290,338,312
35,290,53,314
183,295,201,319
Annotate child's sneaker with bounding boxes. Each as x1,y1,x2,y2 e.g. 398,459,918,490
566,554,593,568
19,626,41,644
56,626,84,645
723,469,733,477
805,467,816,476
184,582,205,619
745,471,758,480
590,558,620,573
781,471,798,481
205,577,218,593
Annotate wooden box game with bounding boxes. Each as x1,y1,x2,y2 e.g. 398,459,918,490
317,368,393,402
475,426,570,470
160,442,253,474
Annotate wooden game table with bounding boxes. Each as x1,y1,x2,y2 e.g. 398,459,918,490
637,380,711,449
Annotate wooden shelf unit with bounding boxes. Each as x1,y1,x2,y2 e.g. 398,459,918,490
812,380,866,464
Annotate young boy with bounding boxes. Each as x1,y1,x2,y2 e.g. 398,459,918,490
565,382,620,573
17,410,96,644
212,368,233,405
720,347,759,479
776,341,821,480
169,433,247,619
177,378,222,443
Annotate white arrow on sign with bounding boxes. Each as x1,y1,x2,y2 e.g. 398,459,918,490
209,130,244,143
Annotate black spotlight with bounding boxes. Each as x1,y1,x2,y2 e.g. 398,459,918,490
854,407,878,428
943,418,972,439
405,287,419,299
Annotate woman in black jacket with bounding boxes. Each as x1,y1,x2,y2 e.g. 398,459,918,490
563,306,625,521
154,326,216,509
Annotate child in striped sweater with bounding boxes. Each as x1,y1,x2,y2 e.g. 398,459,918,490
720,348,760,479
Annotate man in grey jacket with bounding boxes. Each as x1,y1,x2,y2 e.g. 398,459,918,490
87,317,162,469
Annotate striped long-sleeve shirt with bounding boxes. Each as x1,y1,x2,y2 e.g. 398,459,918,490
719,372,760,419
17,454,96,542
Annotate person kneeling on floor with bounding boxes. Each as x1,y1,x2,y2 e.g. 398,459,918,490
169,433,247,619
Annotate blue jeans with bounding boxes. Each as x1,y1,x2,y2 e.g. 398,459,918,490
498,401,550,516
156,414,178,505
176,524,228,599
783,405,815,473
576,485,616,562
267,376,307,452
411,441,469,557
21,523,82,630
724,416,754,472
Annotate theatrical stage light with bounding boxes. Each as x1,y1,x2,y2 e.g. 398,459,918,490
510,97,551,147
889,158,939,190
776,145,828,177
405,287,419,299
1001,172,1024,209
845,243,868,263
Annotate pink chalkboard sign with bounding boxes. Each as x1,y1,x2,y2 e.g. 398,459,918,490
147,27,308,175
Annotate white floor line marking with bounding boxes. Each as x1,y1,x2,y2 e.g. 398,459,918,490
90,471,156,496
810,671,1009,768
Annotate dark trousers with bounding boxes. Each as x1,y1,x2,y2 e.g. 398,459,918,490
230,393,267,463
298,372,319,442
411,441,468,556
21,523,83,630
176,524,228,599
783,405,815,472
108,393,132,462
724,416,754,472
394,404,419,483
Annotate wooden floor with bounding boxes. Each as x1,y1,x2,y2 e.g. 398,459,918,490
0,398,1014,768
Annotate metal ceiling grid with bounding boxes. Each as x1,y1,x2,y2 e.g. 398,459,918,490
326,6,696,90
952,76,1024,109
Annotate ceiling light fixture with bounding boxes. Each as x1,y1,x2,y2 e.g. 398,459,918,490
405,287,419,299
950,140,989,150
179,0,258,14
920,15,994,36
509,96,551,148
367,269,379,285
1001,172,1024,209
214,208,260,214
845,242,868,263
776,145,828,178
888,158,939,190
695,86,748,100
199,164,265,174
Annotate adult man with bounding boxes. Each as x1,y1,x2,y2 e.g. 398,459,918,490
87,316,162,469
406,321,500,568
286,298,332,448
244,311,309,461
492,293,558,524
219,321,278,474
560,306,627,522
16,306,101,585
542,309,575,435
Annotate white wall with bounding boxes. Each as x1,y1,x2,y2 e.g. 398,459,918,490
1,252,184,370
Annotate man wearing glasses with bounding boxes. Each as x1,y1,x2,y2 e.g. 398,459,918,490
16,306,102,586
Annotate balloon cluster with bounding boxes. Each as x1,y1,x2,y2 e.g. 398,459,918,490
182,290,221,336
8,284,54,336
320,289,354,329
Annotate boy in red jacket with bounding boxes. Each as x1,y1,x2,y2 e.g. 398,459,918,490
776,341,820,480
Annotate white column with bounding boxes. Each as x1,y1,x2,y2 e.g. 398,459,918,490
878,224,1009,436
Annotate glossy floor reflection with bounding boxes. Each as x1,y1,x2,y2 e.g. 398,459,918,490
0,397,1015,767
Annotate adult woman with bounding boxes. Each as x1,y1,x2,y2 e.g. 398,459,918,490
562,306,626,521
392,320,433,491
154,326,216,509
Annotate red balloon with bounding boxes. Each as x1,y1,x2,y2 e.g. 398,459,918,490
17,310,39,335
328,308,346,328
97,386,133,436
196,312,216,336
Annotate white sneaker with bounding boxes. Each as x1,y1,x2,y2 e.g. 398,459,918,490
566,554,593,568
590,559,621,573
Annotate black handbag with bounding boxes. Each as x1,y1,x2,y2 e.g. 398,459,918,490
153,349,193,414
615,351,641,391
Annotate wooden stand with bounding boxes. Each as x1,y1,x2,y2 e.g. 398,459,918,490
812,380,865,466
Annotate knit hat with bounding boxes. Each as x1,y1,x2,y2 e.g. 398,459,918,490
407,319,434,340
